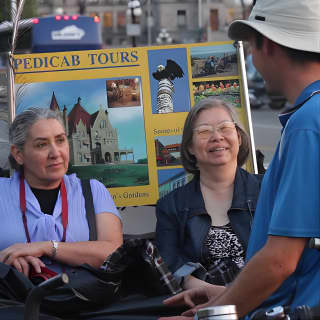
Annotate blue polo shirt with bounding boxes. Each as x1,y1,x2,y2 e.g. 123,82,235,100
246,81,320,312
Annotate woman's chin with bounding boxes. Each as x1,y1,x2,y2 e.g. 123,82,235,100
46,170,67,184
208,155,231,166
199,160,229,170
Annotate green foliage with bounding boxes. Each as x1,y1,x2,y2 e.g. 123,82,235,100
137,158,148,164
0,169,10,177
21,0,38,19
0,0,11,23
0,0,38,23
68,164,149,188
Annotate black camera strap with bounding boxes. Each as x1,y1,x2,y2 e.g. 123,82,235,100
80,179,97,241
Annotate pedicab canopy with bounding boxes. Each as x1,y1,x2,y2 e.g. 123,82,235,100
12,40,256,207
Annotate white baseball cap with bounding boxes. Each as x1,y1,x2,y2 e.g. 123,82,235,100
228,0,320,53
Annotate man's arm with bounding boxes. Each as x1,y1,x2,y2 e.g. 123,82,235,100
189,235,307,317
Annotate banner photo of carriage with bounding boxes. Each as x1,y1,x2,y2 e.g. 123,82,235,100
12,40,255,206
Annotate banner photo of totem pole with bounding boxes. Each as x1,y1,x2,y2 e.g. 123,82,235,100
12,40,255,206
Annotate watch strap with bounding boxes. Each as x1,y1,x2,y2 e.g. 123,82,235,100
51,240,58,259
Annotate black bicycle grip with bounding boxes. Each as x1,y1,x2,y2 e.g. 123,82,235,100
24,273,69,320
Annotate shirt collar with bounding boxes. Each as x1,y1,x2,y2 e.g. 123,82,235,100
278,80,320,128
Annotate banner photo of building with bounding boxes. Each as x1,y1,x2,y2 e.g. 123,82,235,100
13,40,255,206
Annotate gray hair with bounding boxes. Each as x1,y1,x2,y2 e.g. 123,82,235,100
180,98,250,175
9,108,65,172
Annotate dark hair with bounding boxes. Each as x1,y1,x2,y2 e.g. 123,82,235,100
9,108,65,173
253,29,320,64
180,98,250,175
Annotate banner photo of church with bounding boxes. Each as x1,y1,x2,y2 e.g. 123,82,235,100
13,40,254,207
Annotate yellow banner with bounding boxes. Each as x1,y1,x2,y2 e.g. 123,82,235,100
13,41,253,206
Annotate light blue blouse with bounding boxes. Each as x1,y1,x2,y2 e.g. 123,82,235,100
0,171,121,271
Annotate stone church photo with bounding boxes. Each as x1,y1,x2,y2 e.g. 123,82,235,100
15,78,149,188
50,92,134,166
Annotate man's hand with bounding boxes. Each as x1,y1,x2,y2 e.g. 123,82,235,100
159,317,192,320
163,285,225,309
181,298,215,317
159,284,225,319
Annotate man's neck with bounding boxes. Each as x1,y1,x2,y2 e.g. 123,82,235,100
282,62,320,105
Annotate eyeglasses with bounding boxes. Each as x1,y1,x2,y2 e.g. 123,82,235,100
193,121,236,140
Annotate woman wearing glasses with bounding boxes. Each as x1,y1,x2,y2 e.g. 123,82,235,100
155,98,263,291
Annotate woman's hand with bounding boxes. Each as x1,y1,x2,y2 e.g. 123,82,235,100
0,242,49,266
11,256,46,277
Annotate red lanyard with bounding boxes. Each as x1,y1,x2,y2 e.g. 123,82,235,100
19,175,68,243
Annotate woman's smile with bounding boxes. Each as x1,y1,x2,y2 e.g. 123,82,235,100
208,146,228,153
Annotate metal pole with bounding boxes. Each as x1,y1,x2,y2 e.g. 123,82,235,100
7,51,15,177
7,52,15,125
147,0,152,46
8,0,19,125
236,41,258,174
11,0,17,20
198,0,202,29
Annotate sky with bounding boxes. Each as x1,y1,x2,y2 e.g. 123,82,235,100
15,78,148,161
157,168,185,185
156,134,182,146
190,43,236,57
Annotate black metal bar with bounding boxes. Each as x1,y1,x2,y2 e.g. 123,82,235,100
131,8,136,47
24,273,69,320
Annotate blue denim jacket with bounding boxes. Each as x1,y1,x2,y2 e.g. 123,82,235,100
155,167,263,282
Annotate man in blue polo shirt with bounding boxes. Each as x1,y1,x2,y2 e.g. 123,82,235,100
160,0,320,319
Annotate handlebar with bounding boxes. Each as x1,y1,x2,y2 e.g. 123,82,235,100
250,304,320,320
24,273,69,320
309,238,320,251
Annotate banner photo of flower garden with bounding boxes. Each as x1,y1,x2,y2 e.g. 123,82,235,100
13,40,254,206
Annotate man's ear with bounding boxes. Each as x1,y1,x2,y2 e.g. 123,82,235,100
10,145,24,165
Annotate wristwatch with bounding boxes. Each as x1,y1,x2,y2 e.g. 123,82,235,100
51,240,58,259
